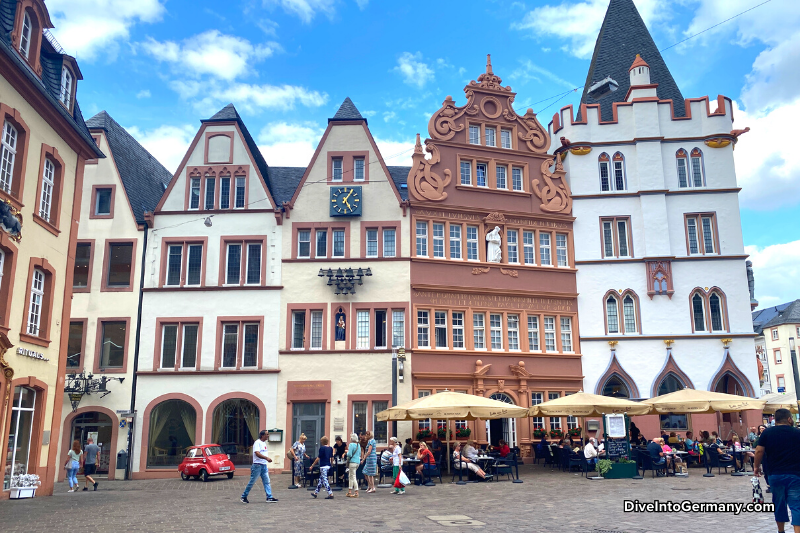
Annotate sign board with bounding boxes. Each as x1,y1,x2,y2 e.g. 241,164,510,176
605,438,629,458
778,387,786,393
116,410,134,417
605,414,626,438
334,417,344,431
17,346,49,361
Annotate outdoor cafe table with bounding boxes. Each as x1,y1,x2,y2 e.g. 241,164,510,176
722,446,753,474
664,451,688,476
403,457,420,479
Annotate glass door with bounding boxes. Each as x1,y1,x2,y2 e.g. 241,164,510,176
293,403,325,459
4,387,36,489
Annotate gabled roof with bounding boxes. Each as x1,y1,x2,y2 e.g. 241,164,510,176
330,97,365,123
86,111,171,224
266,167,305,206
760,300,800,330
202,104,277,209
578,0,685,121
0,0,103,158
387,166,410,201
753,301,793,335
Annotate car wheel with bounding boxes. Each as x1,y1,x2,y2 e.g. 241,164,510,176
180,471,189,481
200,469,209,482
226,473,234,479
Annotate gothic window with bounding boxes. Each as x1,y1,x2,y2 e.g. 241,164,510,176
691,292,706,332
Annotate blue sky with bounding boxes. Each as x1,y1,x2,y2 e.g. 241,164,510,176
47,0,799,308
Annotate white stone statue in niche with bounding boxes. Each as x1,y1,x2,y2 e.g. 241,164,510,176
486,226,502,263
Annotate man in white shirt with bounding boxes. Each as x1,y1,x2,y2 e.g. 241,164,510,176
241,430,278,504
462,441,479,461
584,438,599,469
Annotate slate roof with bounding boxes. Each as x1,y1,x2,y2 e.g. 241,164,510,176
578,0,685,122
85,112,171,224
0,0,103,158
753,301,794,335
387,166,410,201
267,167,306,206
330,97,365,123
759,300,800,331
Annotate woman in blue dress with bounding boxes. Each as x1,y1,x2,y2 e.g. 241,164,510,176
290,434,308,488
361,431,377,493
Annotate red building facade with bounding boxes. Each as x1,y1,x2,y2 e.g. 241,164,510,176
407,58,583,456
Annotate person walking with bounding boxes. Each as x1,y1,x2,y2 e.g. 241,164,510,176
82,437,100,491
361,431,377,493
64,440,82,493
755,408,800,533
310,436,334,500
390,436,405,494
345,433,361,498
240,430,278,504
289,433,309,488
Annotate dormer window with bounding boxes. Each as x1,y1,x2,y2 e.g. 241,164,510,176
20,12,32,59
60,67,73,109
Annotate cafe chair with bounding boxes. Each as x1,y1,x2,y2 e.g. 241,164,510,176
708,450,735,474
420,453,442,485
568,452,588,476
550,446,562,470
493,454,514,481
640,454,667,478
303,458,320,488
379,461,394,485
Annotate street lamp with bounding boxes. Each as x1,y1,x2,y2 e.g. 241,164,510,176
789,338,800,413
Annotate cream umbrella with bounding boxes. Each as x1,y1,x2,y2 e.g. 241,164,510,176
759,392,798,414
376,391,529,481
528,391,652,417
643,388,766,414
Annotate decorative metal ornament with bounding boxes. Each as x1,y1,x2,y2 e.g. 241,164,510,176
318,267,372,295
0,199,22,241
64,371,124,411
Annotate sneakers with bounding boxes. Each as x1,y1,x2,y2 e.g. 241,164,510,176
68,488,75,493
82,487,88,491
311,492,318,498
266,497,279,503
93,482,99,491
325,494,334,499
240,497,249,504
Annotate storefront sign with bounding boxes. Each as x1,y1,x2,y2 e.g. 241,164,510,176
16,347,49,362
415,209,570,229
287,380,331,402
413,290,577,312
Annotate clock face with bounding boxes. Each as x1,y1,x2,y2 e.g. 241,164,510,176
330,186,362,217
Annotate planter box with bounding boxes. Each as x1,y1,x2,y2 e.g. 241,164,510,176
10,487,36,499
603,462,638,479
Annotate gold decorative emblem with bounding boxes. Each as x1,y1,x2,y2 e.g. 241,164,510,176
704,138,731,149
569,146,592,155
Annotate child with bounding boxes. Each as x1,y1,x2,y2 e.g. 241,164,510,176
310,436,334,499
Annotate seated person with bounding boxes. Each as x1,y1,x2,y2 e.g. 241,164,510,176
647,437,667,475
415,441,436,478
452,443,489,480
709,442,733,461
710,431,724,446
462,441,479,461
402,438,414,456
746,427,758,446
731,435,753,471
596,438,605,457
661,439,682,466
583,438,599,468
684,431,698,455
496,439,511,458
380,447,393,468
668,432,679,445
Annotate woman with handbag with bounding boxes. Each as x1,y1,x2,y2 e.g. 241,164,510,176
345,433,361,498
289,434,308,488
389,436,405,495
64,440,82,493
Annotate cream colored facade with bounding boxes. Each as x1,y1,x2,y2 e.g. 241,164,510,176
0,0,103,497
277,114,412,469
761,322,800,396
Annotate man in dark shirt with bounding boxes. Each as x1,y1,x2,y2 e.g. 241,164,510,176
646,438,666,476
430,434,443,462
755,408,800,533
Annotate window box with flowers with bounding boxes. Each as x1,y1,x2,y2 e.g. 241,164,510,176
549,429,564,439
568,426,582,437
10,474,41,498
437,428,449,439
456,428,471,439
533,428,548,439
416,429,432,441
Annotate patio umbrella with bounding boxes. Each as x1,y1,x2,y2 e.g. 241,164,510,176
643,388,766,414
375,391,529,478
528,391,652,417
759,392,798,414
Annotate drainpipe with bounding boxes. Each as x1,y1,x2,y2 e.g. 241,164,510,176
125,221,148,479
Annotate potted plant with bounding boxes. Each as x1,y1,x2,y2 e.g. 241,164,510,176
549,429,563,439
456,428,471,439
10,474,40,499
533,428,548,439
601,457,639,479
568,426,582,437
437,428,447,439
416,429,432,441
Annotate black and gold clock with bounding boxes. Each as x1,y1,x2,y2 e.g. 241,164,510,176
330,185,362,216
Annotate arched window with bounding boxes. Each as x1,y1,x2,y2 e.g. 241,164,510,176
676,149,689,188
598,153,610,191
60,67,73,110
657,372,684,395
690,148,704,187
709,292,724,331
622,295,637,334
606,295,619,334
19,11,32,59
691,292,706,332
713,372,745,396
147,399,196,467
27,268,44,336
612,152,626,191
1,120,18,194
211,399,260,466
602,375,630,398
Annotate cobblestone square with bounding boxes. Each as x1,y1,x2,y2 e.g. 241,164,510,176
0,466,778,532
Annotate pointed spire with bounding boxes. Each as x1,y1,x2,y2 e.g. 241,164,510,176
486,54,493,75
414,133,423,154
629,54,649,71
207,103,239,121
330,97,365,123
579,0,685,120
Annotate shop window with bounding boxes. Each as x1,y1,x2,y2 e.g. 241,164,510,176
211,399,260,465
146,399,196,467
4,386,36,489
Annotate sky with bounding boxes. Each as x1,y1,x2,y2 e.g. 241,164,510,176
46,0,799,309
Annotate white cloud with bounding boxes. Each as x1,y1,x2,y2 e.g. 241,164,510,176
740,32,800,114
374,137,414,167
263,0,336,23
745,240,800,309
126,124,196,173
136,89,151,99
141,31,278,81
257,121,323,166
509,59,577,89
383,111,396,122
361,110,377,117
732,100,800,210
511,0,665,59
355,0,370,9
46,0,165,61
393,52,434,89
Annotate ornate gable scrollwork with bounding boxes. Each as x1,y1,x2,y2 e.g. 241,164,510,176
518,109,549,153
406,134,452,202
531,154,572,214
428,95,474,141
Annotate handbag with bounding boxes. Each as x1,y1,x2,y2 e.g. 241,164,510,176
751,477,764,504
398,470,410,487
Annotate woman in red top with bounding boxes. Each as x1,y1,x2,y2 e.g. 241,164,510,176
416,441,436,478
497,439,511,458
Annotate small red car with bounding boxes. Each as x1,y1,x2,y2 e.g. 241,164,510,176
178,444,236,481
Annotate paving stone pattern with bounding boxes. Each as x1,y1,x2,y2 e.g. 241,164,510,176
0,466,778,532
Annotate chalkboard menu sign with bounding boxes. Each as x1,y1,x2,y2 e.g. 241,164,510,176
605,437,630,459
